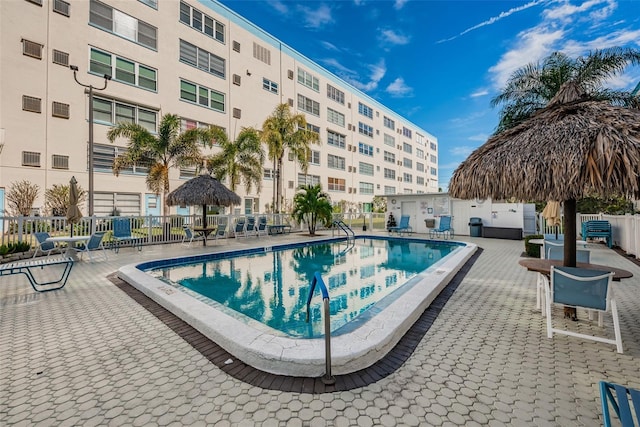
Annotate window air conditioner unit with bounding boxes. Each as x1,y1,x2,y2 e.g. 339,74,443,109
288,69,294,79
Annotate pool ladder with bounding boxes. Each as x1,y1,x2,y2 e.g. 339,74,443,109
333,220,355,240
306,272,335,385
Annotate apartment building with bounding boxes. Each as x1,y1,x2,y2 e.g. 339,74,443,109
0,0,439,217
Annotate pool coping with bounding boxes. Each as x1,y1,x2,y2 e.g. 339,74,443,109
117,236,478,377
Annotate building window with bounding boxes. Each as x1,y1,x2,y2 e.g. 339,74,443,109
26,0,43,6
383,151,395,163
180,118,211,133
93,97,158,132
327,154,345,170
416,162,425,172
417,176,425,185
22,39,43,59
90,0,157,50
263,78,278,94
180,79,225,112
53,0,70,16
308,150,320,165
95,192,141,216
358,122,373,138
403,158,412,168
179,1,224,43
252,42,271,65
327,130,346,149
416,133,425,146
179,167,197,179
403,142,412,154
138,0,157,8
52,102,70,118
297,94,319,116
22,151,41,167
359,182,374,195
402,127,412,138
327,108,345,127
94,143,147,175
52,154,69,169
358,102,373,119
430,154,437,163
264,168,273,180
359,162,374,176
384,186,396,195
306,123,320,136
403,173,413,183
52,49,69,66
297,68,319,91
22,95,42,113
383,134,395,148
298,173,320,187
327,84,344,104
430,141,437,151
383,116,395,130
91,47,157,91
416,148,424,159
431,167,437,176
359,142,373,156
179,40,225,79
328,177,345,192
384,168,395,180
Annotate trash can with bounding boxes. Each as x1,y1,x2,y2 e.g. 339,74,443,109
469,217,483,237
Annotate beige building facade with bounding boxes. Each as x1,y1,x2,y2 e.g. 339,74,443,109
0,0,438,217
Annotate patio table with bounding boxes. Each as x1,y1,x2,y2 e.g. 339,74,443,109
193,226,217,246
519,258,633,281
46,235,91,261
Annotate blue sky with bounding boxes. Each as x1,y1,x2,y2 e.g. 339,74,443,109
218,0,640,190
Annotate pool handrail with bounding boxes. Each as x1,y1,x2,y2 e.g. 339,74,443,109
305,272,335,385
333,220,355,239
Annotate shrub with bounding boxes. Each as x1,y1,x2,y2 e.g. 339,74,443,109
524,234,543,258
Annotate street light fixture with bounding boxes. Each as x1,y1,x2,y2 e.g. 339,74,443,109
70,65,111,217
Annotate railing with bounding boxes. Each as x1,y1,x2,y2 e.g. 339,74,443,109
305,272,335,385
332,220,355,239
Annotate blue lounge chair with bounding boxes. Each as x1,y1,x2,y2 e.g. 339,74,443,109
213,220,228,243
429,216,454,239
545,266,622,353
600,381,640,427
234,218,247,238
76,232,108,262
112,218,143,253
246,216,257,237
544,240,590,262
181,226,204,247
256,216,268,237
389,215,411,236
32,232,56,258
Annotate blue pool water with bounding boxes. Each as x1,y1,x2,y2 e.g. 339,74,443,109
146,237,464,338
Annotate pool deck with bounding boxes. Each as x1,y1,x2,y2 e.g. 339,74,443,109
2,233,640,425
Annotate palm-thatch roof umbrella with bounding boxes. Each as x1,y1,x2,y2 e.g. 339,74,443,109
166,173,241,234
449,82,640,266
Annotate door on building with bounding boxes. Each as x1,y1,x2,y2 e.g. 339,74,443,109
145,194,161,224
401,201,417,232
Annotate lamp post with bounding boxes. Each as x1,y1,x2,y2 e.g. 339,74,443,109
69,65,111,217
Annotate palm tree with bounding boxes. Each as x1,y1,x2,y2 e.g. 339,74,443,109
292,184,333,235
107,113,211,216
262,103,320,213
491,47,640,134
205,126,264,194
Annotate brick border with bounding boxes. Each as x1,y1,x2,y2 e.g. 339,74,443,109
109,248,482,393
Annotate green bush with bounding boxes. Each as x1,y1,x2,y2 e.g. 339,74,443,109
524,234,543,258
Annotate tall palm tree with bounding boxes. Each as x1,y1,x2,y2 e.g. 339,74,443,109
262,103,320,213
292,184,333,235
205,126,264,194
491,47,640,134
107,113,211,216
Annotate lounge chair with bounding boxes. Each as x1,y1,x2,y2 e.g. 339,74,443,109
76,232,108,262
389,215,411,236
32,232,56,258
256,216,269,237
429,216,453,239
234,218,247,238
544,266,622,353
245,216,257,237
181,226,204,247
0,256,74,292
599,381,640,427
112,218,143,253
213,220,228,243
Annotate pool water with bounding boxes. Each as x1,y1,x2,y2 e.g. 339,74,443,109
148,238,462,338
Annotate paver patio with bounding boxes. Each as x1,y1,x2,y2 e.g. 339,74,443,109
2,234,639,426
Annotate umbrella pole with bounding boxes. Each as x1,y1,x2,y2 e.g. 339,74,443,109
563,199,577,267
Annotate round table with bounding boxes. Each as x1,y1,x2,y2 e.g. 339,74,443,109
46,235,91,261
519,258,633,281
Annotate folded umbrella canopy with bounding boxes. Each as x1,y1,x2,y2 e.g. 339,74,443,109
542,201,562,239
66,176,82,237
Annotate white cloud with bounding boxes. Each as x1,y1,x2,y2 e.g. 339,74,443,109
342,60,387,92
470,89,489,98
449,146,475,157
394,0,408,10
543,0,609,20
380,29,410,46
298,4,333,29
386,77,413,97
267,0,288,15
468,133,489,142
320,41,340,52
437,0,546,43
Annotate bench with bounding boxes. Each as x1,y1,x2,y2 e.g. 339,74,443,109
0,256,74,292
267,224,291,235
482,226,522,240
581,220,612,248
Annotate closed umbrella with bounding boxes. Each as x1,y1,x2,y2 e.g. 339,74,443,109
66,176,82,237
542,201,562,239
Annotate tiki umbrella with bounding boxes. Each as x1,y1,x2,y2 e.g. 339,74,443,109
449,81,640,266
66,176,82,237
166,173,241,231
542,201,562,239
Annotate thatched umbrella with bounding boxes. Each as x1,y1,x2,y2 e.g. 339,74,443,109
166,174,241,231
449,82,640,266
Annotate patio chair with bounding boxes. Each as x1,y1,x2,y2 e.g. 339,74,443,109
245,216,258,237
234,218,247,238
213,220,228,243
599,381,640,427
181,226,204,247
256,216,269,237
76,232,108,262
32,232,56,258
545,266,622,353
112,218,143,253
544,240,590,262
389,215,411,236
429,216,454,239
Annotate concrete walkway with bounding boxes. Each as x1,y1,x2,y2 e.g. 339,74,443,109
2,234,639,426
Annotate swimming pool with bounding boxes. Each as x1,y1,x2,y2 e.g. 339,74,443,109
119,236,477,376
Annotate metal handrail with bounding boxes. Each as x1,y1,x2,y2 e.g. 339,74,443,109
305,272,335,385
332,220,355,239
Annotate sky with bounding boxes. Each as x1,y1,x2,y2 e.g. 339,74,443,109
218,0,640,190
